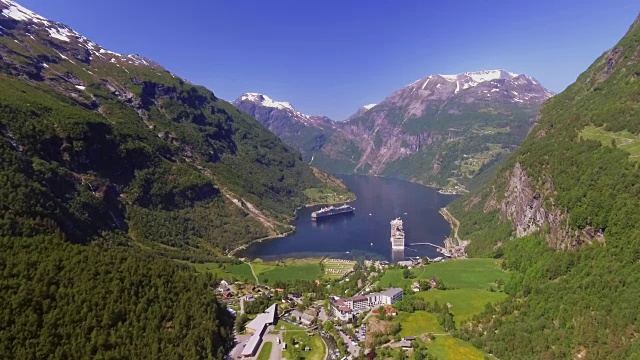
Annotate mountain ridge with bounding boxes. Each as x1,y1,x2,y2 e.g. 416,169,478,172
236,68,553,192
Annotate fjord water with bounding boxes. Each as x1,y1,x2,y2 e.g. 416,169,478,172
240,175,457,262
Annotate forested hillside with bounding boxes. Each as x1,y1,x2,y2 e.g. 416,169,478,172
0,1,350,358
449,14,640,359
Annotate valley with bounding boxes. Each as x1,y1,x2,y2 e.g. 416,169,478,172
1,1,640,360
236,71,552,193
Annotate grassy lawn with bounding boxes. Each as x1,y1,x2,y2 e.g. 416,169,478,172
254,259,323,284
182,262,256,283
304,187,354,204
580,125,640,161
279,322,325,360
378,258,509,290
394,312,488,359
257,341,272,360
416,289,508,326
427,336,487,360
397,311,444,337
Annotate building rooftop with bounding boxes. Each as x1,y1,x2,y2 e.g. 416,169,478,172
381,287,403,297
241,332,262,356
265,303,278,323
246,313,269,332
347,295,368,302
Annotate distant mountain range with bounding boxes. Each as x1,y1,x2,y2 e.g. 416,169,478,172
233,93,336,159
235,69,553,191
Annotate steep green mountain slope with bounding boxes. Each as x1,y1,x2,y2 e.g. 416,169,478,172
0,1,348,358
449,15,640,359
0,1,349,256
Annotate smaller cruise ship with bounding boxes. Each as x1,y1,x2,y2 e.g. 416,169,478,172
311,204,355,220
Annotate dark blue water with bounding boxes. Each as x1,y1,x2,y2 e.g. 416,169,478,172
239,175,457,262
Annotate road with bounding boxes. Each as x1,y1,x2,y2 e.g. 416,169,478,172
245,260,259,285
440,207,461,243
262,335,282,360
337,328,360,357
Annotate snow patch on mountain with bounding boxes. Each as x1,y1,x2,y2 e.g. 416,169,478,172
240,93,296,111
363,104,377,110
1,0,47,23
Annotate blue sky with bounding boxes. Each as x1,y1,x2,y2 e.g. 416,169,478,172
19,0,638,120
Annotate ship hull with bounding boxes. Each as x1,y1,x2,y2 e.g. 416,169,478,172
311,208,354,220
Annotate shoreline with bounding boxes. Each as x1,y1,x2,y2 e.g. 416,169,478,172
227,194,357,258
439,207,461,244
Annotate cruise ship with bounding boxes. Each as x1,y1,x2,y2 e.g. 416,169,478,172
311,204,354,220
390,218,405,249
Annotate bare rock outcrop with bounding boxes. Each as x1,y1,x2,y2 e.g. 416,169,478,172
499,162,604,249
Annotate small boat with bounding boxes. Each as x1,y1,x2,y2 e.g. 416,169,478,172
346,251,350,254
369,213,372,216
404,212,408,215
370,242,373,246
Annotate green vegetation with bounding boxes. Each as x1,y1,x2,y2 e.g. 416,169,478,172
448,16,640,359
579,125,640,161
416,289,508,326
257,342,273,360
426,337,487,360
188,261,256,283
252,259,323,284
397,311,443,337
279,322,325,360
0,19,353,360
0,236,234,359
378,259,509,290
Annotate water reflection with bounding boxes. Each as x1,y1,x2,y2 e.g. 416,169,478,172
391,248,405,262
311,212,355,229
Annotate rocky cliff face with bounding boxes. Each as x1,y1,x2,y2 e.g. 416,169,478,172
314,70,553,190
497,163,604,249
346,103,376,121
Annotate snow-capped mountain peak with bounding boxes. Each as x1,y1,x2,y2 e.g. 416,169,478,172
363,104,377,110
439,69,518,83
0,0,159,69
239,93,296,111
1,0,47,23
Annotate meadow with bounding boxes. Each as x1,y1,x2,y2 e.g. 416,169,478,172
252,258,323,283
378,258,509,290
186,261,256,283
395,311,488,359
415,289,509,326
277,322,325,360
580,125,640,161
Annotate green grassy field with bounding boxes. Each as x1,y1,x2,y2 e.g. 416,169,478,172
186,258,324,284
473,126,511,135
251,259,323,284
396,311,487,359
580,125,640,161
428,336,487,360
278,322,325,360
185,262,256,283
397,311,444,337
416,289,508,326
257,341,273,360
378,258,509,290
